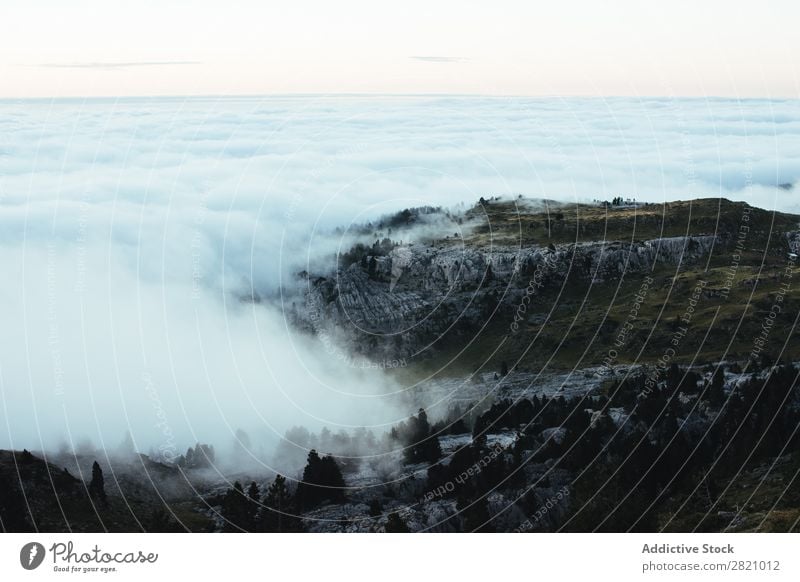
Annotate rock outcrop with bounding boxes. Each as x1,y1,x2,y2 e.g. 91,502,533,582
295,235,718,361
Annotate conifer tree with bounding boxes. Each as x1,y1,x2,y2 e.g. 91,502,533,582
221,481,249,531
89,461,107,505
259,474,304,532
709,367,725,404
244,481,260,530
295,450,346,509
404,408,442,464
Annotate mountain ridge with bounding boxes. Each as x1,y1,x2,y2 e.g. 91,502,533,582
293,197,799,377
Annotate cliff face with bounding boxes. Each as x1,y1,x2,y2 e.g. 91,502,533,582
296,234,718,361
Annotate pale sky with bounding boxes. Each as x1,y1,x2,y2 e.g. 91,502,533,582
0,0,798,98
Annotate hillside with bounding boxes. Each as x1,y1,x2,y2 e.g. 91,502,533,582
0,449,213,532
297,197,799,379
3,196,799,534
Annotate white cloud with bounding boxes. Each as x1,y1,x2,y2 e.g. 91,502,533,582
0,95,797,455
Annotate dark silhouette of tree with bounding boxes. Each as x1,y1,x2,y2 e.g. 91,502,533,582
471,413,489,449
221,481,250,531
247,481,260,501
258,474,305,532
89,461,107,505
178,443,215,469
193,443,215,468
385,512,409,532
666,363,682,392
295,450,346,509
709,366,725,404
244,481,260,530
403,408,441,464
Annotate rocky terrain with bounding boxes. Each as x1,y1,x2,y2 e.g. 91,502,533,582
293,198,799,377
299,234,719,362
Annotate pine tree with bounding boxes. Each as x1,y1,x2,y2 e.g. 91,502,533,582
194,444,215,468
89,461,107,505
320,456,346,496
295,450,346,509
404,408,441,464
244,481,260,530
709,367,725,404
221,481,249,532
183,447,195,467
259,474,304,532
666,363,682,392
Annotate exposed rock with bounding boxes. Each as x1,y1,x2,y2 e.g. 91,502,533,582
296,236,718,361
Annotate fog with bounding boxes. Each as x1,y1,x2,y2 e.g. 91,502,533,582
0,95,797,463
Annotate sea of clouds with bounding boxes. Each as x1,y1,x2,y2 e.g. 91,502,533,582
0,95,797,460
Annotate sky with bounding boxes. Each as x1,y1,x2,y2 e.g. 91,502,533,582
1,0,798,98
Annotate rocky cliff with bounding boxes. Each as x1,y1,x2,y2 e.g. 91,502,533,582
295,233,718,362
289,197,799,372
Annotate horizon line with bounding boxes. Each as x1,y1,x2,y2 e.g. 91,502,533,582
0,92,798,102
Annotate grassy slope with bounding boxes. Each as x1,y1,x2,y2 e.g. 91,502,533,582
0,450,214,532
396,198,799,379
414,198,800,532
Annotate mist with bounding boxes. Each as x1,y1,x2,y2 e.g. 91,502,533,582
0,94,798,464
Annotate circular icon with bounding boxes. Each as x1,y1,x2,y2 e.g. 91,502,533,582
19,542,46,570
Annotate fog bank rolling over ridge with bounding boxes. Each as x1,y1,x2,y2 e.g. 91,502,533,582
0,95,798,455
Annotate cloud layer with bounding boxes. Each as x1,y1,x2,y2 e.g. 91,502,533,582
0,95,798,456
